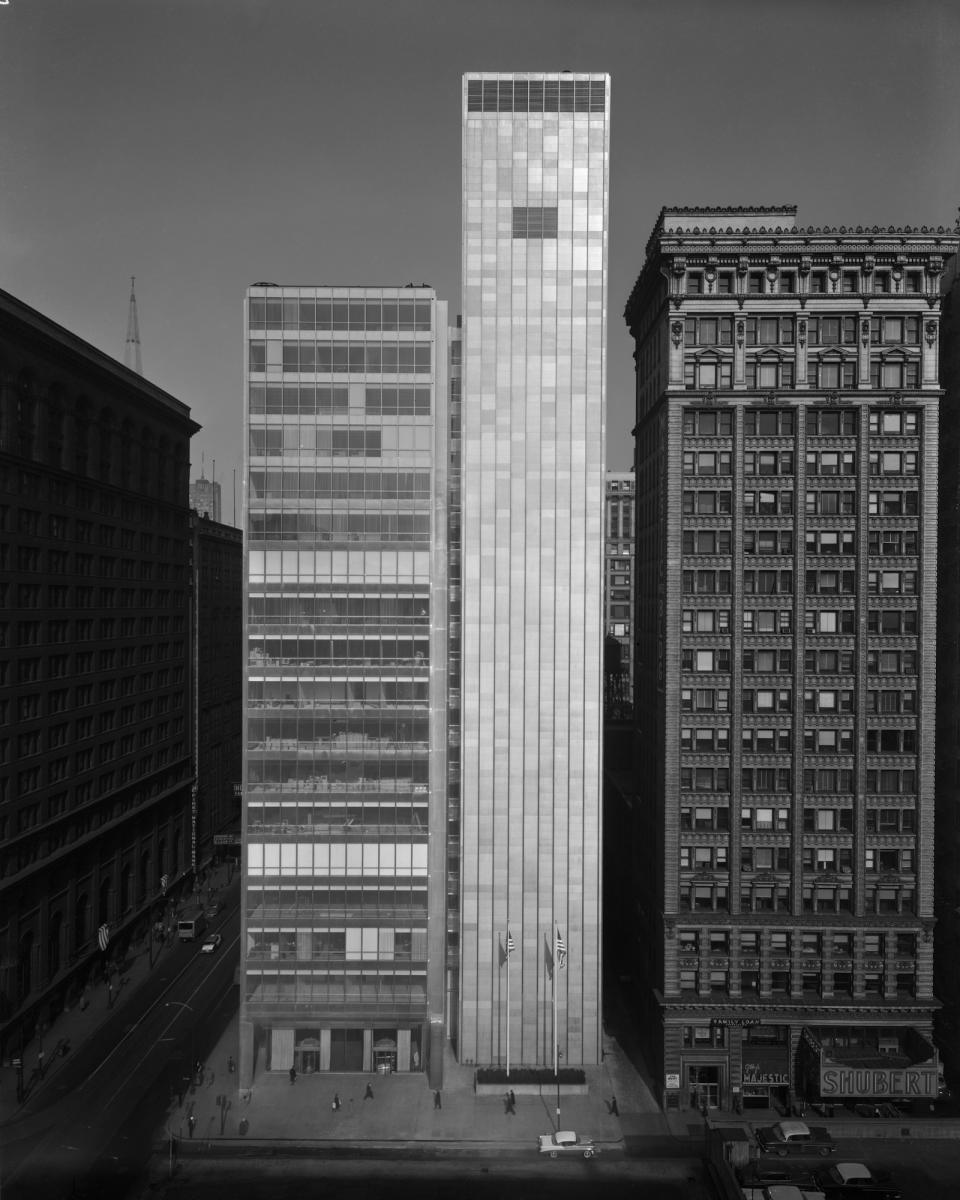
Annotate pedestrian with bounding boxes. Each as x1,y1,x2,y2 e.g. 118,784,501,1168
289,1065,297,1085
332,1092,341,1111
228,1056,236,1074
509,1089,516,1112
609,1094,619,1117
187,1114,196,1138
504,1091,515,1116
364,1081,374,1100
37,1049,45,1079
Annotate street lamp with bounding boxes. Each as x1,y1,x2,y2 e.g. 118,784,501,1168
163,1002,195,1098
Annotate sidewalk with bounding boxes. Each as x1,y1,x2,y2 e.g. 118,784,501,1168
0,860,234,1130
161,1010,668,1152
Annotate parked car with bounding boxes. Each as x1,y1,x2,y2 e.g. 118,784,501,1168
737,1164,818,1189
204,900,223,919
753,1119,837,1156
537,1130,598,1158
200,933,222,954
814,1163,899,1199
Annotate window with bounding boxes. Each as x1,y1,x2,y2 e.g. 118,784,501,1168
805,530,855,556
806,450,856,476
682,609,731,634
805,569,856,595
869,450,918,476
808,316,858,347
810,359,857,389
680,806,730,831
683,451,732,476
743,409,795,436
743,529,793,555
869,410,920,435
871,359,920,389
742,689,792,713
742,727,792,753
742,609,792,634
682,529,732,554
682,490,733,515
683,321,734,350
745,358,794,389
742,569,793,595
867,572,917,597
803,689,855,714
805,609,855,634
745,317,795,346
680,688,730,713
512,206,558,238
742,649,792,673
743,490,793,515
868,490,918,516
804,728,854,753
741,806,790,831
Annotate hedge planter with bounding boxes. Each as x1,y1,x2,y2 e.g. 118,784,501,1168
475,1067,588,1095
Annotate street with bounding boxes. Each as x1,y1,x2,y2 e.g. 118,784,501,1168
1,892,240,1200
136,1153,713,1199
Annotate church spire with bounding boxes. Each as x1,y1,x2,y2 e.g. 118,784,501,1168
124,276,142,374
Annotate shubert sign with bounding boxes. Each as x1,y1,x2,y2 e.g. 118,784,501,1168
820,1065,938,1098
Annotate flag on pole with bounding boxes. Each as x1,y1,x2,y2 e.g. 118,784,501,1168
556,927,566,970
98,923,111,952
506,930,515,956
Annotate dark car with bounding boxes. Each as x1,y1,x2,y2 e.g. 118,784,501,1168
814,1162,900,1200
816,1188,901,1200
737,1165,817,1189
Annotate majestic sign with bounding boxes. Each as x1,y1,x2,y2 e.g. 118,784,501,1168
665,1073,681,1090
820,1065,939,1098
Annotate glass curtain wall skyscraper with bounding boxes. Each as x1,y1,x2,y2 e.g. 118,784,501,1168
241,287,449,1085
458,72,610,1067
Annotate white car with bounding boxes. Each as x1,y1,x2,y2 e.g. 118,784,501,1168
200,933,222,954
537,1130,598,1158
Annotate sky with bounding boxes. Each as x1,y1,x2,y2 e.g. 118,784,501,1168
3,0,959,511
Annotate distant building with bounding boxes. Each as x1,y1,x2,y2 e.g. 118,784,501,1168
190,513,243,864
605,471,635,721
458,71,610,1068
624,207,958,1113
0,287,199,1061
190,475,222,522
241,285,450,1086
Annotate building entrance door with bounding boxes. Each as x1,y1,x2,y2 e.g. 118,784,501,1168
687,1064,721,1110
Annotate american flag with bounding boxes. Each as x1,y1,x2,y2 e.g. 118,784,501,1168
506,930,515,956
556,928,566,970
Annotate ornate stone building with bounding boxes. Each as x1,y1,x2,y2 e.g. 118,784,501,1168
624,208,958,1112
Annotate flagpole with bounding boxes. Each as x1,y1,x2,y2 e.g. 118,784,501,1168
553,943,559,1125
506,927,511,1078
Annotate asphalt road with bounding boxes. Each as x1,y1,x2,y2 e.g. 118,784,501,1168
134,1154,714,1200
1,895,240,1200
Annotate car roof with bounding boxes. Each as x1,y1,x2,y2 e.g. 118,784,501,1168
556,1130,576,1141
774,1120,810,1136
833,1163,872,1181
765,1187,807,1200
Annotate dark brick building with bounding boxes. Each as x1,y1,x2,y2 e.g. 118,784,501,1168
0,288,199,1059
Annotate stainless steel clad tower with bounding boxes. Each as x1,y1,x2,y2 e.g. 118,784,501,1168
458,72,610,1067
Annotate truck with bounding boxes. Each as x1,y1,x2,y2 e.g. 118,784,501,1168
177,906,208,942
753,1120,837,1157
